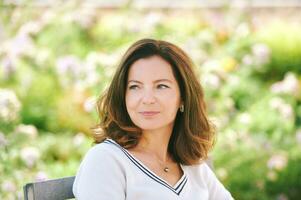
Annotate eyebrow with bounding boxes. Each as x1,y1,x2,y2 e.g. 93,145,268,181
127,79,173,84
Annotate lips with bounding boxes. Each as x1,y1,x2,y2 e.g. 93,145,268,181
139,111,160,116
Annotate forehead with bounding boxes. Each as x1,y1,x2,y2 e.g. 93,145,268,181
127,55,176,81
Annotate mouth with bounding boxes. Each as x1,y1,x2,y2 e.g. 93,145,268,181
139,111,160,116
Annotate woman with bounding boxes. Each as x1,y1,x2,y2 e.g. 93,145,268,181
73,39,234,199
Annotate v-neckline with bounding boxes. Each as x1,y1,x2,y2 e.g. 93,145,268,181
104,138,188,195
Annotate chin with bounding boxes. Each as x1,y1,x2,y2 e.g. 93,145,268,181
134,121,173,132
137,125,162,131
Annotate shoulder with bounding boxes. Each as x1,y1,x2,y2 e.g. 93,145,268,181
185,162,234,199
79,139,125,168
184,161,212,175
73,139,127,198
184,161,217,184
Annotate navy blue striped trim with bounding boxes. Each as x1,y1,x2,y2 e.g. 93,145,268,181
175,176,187,190
177,177,188,194
103,139,187,195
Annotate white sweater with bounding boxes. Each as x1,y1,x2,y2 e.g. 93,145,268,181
73,139,234,200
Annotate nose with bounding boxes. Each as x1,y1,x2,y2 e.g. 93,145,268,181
141,89,156,105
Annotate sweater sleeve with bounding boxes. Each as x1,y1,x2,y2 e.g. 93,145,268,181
73,144,126,200
202,163,234,200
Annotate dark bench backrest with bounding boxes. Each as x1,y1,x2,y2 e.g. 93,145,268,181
23,176,75,200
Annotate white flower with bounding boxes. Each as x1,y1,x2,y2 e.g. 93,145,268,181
18,21,43,36
83,96,96,113
73,7,97,29
0,89,21,123
202,59,220,72
3,33,35,58
0,131,8,147
269,97,283,109
202,73,221,89
242,54,253,66
296,129,301,145
35,171,48,182
56,55,84,88
235,22,250,37
267,154,288,171
14,124,38,139
143,12,162,30
40,9,56,26
252,43,270,65
73,132,86,147
238,112,251,124
278,104,293,119
20,147,40,168
1,180,16,192
269,97,294,119
270,72,300,96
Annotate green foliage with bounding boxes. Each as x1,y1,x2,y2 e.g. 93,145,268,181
36,22,93,57
19,72,61,130
256,22,301,79
265,157,301,200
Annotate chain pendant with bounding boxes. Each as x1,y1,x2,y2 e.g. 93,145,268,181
164,167,169,172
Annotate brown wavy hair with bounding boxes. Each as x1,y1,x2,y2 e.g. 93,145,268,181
93,38,215,165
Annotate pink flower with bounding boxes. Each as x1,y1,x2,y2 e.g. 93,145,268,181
4,33,35,58
56,56,82,77
1,56,17,79
252,43,270,65
270,72,300,96
267,154,288,171
35,171,48,182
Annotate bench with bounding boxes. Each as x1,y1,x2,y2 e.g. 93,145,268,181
23,176,75,200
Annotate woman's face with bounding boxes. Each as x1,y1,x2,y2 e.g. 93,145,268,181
125,55,182,132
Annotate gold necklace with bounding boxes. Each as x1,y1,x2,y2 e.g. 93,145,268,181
133,146,172,172
157,159,171,173
163,167,170,172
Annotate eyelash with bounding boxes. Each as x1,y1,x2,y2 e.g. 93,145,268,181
129,85,139,90
158,84,169,89
128,84,169,90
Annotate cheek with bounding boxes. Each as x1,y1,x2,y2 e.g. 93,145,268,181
165,91,181,105
125,93,138,111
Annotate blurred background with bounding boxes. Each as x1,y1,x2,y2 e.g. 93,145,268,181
1,0,301,199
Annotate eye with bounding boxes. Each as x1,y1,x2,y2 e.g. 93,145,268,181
128,85,139,90
157,84,169,89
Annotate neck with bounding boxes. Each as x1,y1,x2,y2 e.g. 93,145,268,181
136,125,173,163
